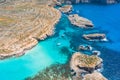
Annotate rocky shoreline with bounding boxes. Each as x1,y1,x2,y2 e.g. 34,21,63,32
0,0,61,59
57,0,120,4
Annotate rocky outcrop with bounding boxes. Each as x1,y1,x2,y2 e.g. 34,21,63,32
83,33,107,41
78,45,92,51
83,72,107,80
46,0,62,7
70,52,104,80
59,5,72,13
70,52,102,72
57,0,120,4
92,50,101,56
68,14,94,28
0,0,61,59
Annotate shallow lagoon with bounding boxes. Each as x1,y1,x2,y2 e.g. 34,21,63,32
0,39,67,80
0,3,120,80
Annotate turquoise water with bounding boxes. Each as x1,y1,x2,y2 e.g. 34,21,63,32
0,3,120,80
0,33,69,80
0,15,74,80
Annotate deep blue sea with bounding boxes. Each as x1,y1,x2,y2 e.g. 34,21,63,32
0,3,120,80
72,3,120,80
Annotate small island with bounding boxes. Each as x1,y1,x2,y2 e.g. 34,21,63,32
68,14,94,28
70,52,107,80
83,33,107,41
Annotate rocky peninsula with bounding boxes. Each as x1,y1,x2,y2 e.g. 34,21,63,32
68,14,94,28
0,0,61,59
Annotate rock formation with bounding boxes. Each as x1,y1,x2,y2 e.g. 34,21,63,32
92,50,101,56
78,45,92,51
83,33,107,41
70,52,106,80
0,0,61,59
68,14,94,28
59,5,72,13
70,52,103,73
83,72,107,80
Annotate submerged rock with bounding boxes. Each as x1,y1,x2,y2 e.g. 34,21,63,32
59,5,72,13
59,46,71,55
83,33,107,41
68,14,94,28
26,64,72,80
83,72,107,80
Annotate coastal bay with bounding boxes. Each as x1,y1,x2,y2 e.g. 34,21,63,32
0,0,120,80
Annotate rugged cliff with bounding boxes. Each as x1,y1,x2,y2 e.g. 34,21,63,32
0,0,61,59
58,0,120,4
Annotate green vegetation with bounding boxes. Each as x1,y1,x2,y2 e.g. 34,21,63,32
75,53,101,67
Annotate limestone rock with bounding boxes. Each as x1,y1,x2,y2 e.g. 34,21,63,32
70,52,102,72
83,72,107,80
68,14,94,28
70,52,105,80
0,0,61,59
47,0,62,7
83,33,107,41
59,5,72,13
78,45,92,51
92,50,101,56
